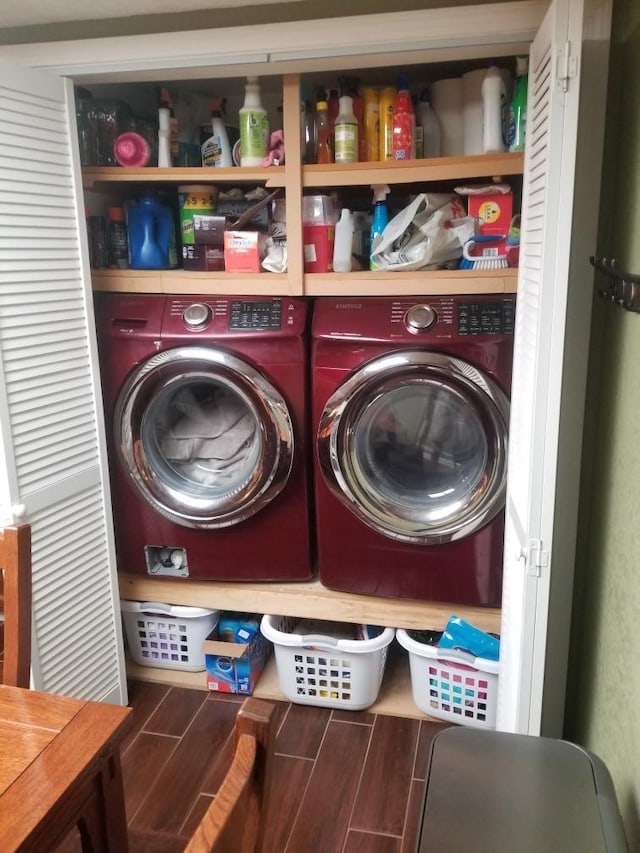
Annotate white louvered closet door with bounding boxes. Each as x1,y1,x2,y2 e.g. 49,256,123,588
0,64,127,704
498,0,588,735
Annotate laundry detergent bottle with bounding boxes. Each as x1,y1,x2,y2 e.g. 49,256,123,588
127,194,177,270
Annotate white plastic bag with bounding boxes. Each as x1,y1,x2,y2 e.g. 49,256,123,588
370,193,474,271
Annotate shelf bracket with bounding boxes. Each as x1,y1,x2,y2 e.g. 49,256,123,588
590,256,640,313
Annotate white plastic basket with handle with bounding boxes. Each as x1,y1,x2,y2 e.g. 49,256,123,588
121,601,219,672
261,615,395,710
396,627,500,729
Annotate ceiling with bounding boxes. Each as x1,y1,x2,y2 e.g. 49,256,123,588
0,0,299,29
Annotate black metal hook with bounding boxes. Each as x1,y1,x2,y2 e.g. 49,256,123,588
590,256,640,313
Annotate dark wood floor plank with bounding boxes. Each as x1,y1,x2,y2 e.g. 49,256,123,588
413,721,451,780
122,732,181,820
144,685,209,737
261,754,315,853
130,696,239,835
350,714,420,836
344,830,402,852
275,702,331,759
180,793,214,838
122,680,171,751
400,778,427,853
285,720,372,852
331,708,375,724
128,827,186,853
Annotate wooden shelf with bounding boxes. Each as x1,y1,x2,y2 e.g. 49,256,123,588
91,269,291,295
304,268,518,296
302,152,524,187
125,640,440,721
118,574,501,634
92,267,517,296
82,165,286,189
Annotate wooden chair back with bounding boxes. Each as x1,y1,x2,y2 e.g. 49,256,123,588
184,697,276,853
0,523,32,688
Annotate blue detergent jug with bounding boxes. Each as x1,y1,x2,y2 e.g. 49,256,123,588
127,194,177,269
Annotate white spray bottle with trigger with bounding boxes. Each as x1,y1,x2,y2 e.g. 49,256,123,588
201,97,233,167
369,184,390,270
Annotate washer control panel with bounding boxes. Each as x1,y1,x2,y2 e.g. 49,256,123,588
229,299,282,330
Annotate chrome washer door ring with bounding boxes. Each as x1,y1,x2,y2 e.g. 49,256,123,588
115,346,294,529
318,350,509,544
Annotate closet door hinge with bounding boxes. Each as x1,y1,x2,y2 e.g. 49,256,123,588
526,539,549,577
556,41,577,92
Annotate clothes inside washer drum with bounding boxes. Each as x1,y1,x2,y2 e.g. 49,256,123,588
159,388,258,486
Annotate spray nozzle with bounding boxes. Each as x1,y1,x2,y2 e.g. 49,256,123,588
372,184,390,203
209,97,227,116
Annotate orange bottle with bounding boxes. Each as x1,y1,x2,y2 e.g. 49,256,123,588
361,86,380,162
378,86,396,161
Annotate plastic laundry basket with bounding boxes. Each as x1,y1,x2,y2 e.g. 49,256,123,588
260,615,395,710
121,601,219,672
396,628,500,729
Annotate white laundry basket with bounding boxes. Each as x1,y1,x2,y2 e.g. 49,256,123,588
396,628,500,729
260,615,395,710
121,601,219,672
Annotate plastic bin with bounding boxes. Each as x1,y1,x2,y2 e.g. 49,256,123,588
121,601,219,672
396,628,499,728
260,615,395,710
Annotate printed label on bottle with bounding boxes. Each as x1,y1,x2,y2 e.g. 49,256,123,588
334,123,357,163
202,136,223,167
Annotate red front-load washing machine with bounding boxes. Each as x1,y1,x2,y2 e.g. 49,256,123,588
312,296,514,605
95,293,312,581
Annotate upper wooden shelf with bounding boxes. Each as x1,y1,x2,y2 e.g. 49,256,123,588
82,153,524,191
302,152,525,187
82,165,286,189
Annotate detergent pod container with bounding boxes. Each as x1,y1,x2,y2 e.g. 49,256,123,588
127,194,177,269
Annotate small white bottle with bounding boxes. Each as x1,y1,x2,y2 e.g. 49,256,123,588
416,88,442,158
157,106,171,167
201,98,233,168
239,77,269,167
481,64,507,153
333,208,355,272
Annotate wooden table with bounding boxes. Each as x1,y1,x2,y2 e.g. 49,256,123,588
0,685,132,852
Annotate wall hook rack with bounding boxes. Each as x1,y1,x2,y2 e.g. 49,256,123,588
590,256,640,313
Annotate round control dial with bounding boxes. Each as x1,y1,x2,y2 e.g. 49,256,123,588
404,304,437,334
183,302,212,329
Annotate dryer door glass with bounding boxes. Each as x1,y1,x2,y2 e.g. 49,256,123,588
115,346,294,529
318,350,509,544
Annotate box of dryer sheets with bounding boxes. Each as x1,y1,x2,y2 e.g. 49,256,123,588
203,612,271,694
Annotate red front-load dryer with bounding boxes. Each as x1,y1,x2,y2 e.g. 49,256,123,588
312,296,514,605
95,293,312,581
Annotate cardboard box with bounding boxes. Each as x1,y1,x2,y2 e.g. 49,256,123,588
203,613,271,694
223,230,265,273
182,243,224,271
468,191,513,236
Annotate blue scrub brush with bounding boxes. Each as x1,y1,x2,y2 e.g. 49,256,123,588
460,234,509,270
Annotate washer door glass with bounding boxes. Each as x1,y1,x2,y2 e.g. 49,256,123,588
115,346,294,528
318,350,509,544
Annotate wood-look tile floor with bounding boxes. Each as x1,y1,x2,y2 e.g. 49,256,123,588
119,679,449,853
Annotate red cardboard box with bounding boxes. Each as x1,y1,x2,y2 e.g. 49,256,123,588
223,230,264,273
468,191,513,236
